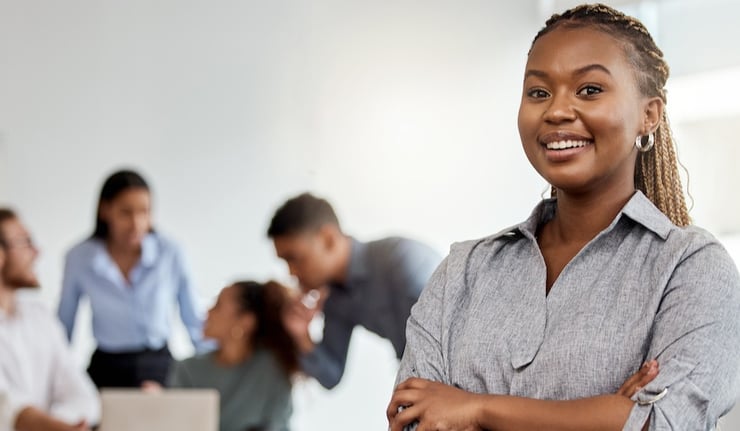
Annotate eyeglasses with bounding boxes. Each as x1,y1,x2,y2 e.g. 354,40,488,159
0,236,36,250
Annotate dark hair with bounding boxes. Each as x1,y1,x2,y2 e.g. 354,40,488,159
232,280,300,376
267,192,340,238
531,3,690,226
0,208,17,248
92,170,151,239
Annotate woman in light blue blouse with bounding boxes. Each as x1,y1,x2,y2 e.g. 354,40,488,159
58,169,209,388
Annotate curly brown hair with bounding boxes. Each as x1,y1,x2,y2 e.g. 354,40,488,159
232,280,300,377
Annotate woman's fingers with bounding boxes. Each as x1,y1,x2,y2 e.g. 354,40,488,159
388,404,420,431
387,379,434,429
387,387,420,420
617,359,659,397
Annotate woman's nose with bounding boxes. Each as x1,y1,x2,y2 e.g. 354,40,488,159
543,93,577,124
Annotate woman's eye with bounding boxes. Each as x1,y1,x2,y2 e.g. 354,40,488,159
577,85,602,96
526,88,550,99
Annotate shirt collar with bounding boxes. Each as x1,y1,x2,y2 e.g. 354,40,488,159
91,233,159,274
490,190,673,242
619,191,673,240
139,233,159,267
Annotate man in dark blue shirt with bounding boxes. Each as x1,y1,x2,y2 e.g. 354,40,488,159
267,193,441,389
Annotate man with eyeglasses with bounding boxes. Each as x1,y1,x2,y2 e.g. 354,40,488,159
0,208,99,431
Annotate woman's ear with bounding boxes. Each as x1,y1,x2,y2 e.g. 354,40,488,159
643,96,665,134
98,203,110,222
240,313,257,334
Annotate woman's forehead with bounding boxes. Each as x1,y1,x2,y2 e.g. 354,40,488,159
526,26,633,78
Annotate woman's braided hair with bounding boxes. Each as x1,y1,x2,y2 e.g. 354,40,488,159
533,3,690,226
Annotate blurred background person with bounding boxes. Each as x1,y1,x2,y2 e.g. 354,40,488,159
57,169,210,388
168,280,298,431
0,208,99,431
268,193,441,389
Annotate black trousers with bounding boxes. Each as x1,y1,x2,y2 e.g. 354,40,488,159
87,346,173,388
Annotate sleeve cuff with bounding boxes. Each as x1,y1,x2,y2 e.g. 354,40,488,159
623,403,653,431
1,393,33,431
622,357,705,430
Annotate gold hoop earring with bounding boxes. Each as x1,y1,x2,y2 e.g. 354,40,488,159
635,133,655,152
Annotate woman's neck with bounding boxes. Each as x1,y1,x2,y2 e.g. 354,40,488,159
548,186,635,245
106,240,141,259
215,339,254,367
105,241,143,283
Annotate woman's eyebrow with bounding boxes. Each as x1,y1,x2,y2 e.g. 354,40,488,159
524,64,612,80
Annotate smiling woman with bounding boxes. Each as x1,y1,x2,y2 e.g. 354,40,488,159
387,3,740,431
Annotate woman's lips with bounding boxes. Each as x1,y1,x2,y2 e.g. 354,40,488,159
542,139,594,162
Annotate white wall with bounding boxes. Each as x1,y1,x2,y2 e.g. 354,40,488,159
1,1,739,430
0,1,543,429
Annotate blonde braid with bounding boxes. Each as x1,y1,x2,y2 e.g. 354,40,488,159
636,112,690,226
533,3,691,226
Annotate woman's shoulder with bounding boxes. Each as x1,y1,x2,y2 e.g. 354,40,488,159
173,352,218,376
670,223,720,244
252,349,286,370
666,225,738,270
178,352,215,367
249,350,292,385
445,225,525,265
65,237,104,261
145,232,189,261
143,231,179,251
447,199,548,262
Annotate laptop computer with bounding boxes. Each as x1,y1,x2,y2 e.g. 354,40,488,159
98,388,219,431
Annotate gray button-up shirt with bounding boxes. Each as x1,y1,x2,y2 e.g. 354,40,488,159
397,192,740,430
302,237,441,389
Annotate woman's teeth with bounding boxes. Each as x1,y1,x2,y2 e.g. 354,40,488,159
545,140,591,150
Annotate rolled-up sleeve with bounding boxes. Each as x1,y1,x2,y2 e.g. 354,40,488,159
0,378,33,431
48,318,100,426
299,312,354,389
623,241,740,430
396,256,449,385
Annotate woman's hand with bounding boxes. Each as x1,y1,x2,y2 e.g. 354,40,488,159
617,359,659,398
15,407,91,431
140,380,163,393
387,378,485,431
387,361,659,431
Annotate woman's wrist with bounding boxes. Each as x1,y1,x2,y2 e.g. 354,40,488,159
473,393,500,429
